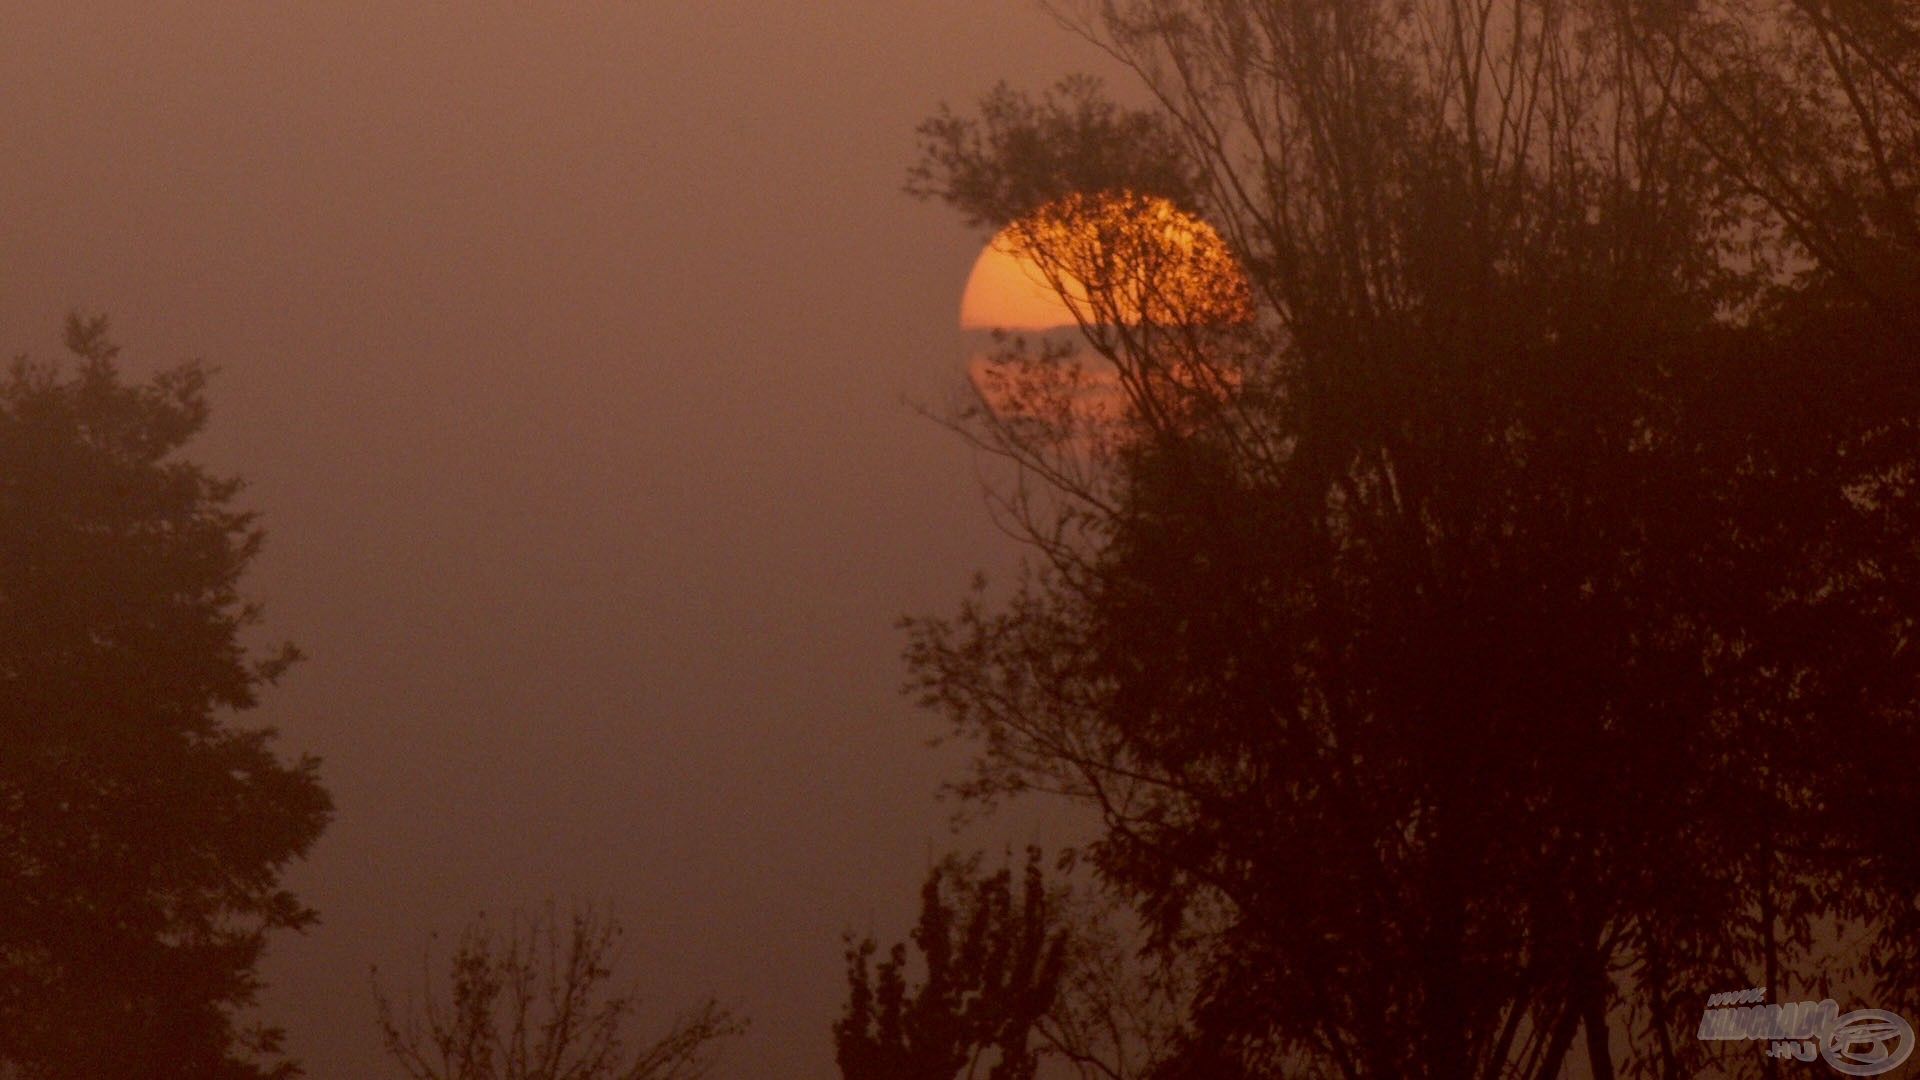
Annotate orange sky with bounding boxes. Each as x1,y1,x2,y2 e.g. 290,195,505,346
0,4,1122,1076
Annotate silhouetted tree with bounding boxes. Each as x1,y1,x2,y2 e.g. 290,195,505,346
0,315,332,1079
907,75,1198,231
372,902,742,1080
835,849,1069,1080
906,2,1920,1077
1031,882,1198,1080
1618,0,1920,317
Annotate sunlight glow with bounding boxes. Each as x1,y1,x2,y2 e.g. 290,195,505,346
957,192,1253,436
957,192,1251,333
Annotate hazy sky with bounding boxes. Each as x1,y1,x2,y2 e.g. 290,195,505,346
0,4,1118,1075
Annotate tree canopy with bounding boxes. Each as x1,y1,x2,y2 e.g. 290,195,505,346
836,850,1069,1080
0,316,332,1079
906,2,1920,1077
374,903,743,1080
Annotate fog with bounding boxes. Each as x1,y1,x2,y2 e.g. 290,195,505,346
0,4,1114,1075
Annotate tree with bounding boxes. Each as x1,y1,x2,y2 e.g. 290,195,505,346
835,849,1069,1080
906,2,1920,1077
1618,0,1920,316
373,902,743,1080
836,850,1201,1080
0,315,333,1079
1030,881,1198,1080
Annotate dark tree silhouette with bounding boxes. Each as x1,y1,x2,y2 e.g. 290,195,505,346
372,902,742,1080
0,315,332,1079
1031,882,1199,1080
1621,0,1920,317
906,75,1198,231
835,849,1069,1080
905,2,1920,1077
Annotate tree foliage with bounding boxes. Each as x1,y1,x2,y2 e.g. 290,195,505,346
0,315,332,1079
1031,882,1200,1080
907,2,1920,1077
908,76,1198,230
835,849,1069,1080
373,902,743,1080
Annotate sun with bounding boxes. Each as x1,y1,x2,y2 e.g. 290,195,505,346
958,191,1251,334
958,238,1088,332
956,192,1252,434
